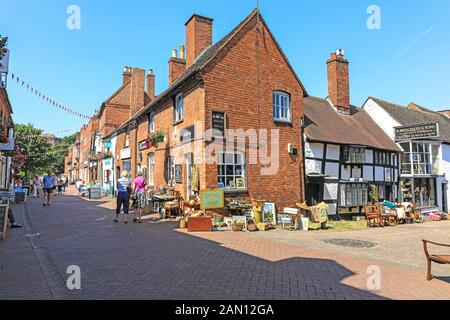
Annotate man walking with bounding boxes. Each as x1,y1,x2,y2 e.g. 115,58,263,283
43,171,54,207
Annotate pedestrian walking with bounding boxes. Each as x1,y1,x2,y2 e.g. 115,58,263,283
22,175,30,196
132,172,148,223
57,177,63,195
43,171,55,206
33,176,42,198
114,171,131,223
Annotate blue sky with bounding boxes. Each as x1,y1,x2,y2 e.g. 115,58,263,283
1,0,449,135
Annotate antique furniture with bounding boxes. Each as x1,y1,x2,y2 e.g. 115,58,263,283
422,240,450,280
364,205,383,227
164,191,183,220
283,208,300,230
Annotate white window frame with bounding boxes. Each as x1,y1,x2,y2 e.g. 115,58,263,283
148,112,155,133
167,156,175,186
148,153,155,186
273,91,291,122
217,152,246,191
175,94,183,123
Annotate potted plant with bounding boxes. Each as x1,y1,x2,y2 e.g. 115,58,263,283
231,219,245,232
148,130,165,148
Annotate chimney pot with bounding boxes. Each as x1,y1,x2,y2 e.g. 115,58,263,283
172,49,178,58
179,44,185,60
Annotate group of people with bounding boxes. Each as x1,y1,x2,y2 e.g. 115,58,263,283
115,171,148,224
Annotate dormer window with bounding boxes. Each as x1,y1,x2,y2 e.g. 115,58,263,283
273,91,291,122
174,93,183,123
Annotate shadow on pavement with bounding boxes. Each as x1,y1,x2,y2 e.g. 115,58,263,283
7,194,390,300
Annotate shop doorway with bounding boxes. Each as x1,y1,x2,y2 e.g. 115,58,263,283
306,183,323,206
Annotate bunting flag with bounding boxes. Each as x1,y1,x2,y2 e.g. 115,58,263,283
17,128,79,140
10,72,91,120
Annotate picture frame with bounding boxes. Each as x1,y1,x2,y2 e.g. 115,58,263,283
235,177,245,189
262,202,276,225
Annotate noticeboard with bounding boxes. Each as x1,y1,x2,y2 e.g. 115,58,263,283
0,204,9,241
395,123,439,141
89,187,101,200
200,189,225,210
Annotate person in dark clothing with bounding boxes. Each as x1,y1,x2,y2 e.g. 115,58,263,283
7,208,22,228
114,171,131,223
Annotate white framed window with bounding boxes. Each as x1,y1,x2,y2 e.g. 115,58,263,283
175,94,183,123
148,153,155,186
167,156,175,186
273,91,291,122
148,112,155,132
217,152,246,190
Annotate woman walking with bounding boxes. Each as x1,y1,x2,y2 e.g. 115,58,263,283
132,172,147,223
114,171,131,223
33,176,42,198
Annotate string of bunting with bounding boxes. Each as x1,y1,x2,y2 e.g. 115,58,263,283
17,128,80,140
10,73,91,120
14,149,64,158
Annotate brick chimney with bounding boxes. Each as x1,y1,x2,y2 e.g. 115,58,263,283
123,66,132,85
129,68,146,117
185,14,213,68
327,49,350,114
146,69,155,100
168,47,186,86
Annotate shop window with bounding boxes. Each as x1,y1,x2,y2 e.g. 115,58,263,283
431,145,441,175
401,142,441,175
174,94,183,123
401,178,413,203
217,152,246,190
148,153,155,186
273,91,291,122
400,143,411,174
413,178,436,207
148,112,155,133
342,146,366,164
212,111,226,137
340,183,368,207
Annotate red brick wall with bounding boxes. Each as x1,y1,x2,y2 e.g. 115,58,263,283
169,58,186,85
201,14,305,209
327,52,350,113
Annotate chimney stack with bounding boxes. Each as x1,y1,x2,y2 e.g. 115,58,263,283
123,66,132,85
327,49,350,114
129,68,146,118
185,14,213,68
168,49,186,86
146,69,155,101
179,44,185,60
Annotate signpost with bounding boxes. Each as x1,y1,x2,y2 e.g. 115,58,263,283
200,189,225,210
395,123,439,142
0,204,9,241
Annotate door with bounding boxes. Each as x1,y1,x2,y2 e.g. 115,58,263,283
306,183,322,206
442,183,448,212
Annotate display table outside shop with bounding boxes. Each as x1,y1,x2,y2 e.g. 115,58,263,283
152,194,177,218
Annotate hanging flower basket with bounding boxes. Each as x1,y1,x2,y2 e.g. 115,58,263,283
148,130,165,148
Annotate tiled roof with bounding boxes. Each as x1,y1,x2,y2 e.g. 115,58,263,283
370,97,450,144
304,96,400,151
104,9,307,139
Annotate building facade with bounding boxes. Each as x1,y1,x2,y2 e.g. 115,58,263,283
303,51,400,218
104,10,307,209
364,97,450,213
0,87,14,189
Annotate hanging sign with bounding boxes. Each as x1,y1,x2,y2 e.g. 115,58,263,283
395,123,439,141
120,147,131,160
0,49,9,74
138,139,150,151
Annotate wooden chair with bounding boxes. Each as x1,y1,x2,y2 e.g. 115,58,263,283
422,240,450,280
364,205,383,227
164,191,183,220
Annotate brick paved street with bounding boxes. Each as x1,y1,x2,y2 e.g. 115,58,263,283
1,190,449,300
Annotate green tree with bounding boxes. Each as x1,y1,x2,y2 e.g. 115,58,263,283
52,133,78,174
14,124,56,176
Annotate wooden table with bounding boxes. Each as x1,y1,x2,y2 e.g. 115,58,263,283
153,195,177,218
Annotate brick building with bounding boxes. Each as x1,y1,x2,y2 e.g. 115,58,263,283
0,87,14,188
104,10,307,209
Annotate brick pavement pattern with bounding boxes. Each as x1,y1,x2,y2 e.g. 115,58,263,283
1,191,449,300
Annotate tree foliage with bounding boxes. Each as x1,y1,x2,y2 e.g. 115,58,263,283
14,123,78,176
